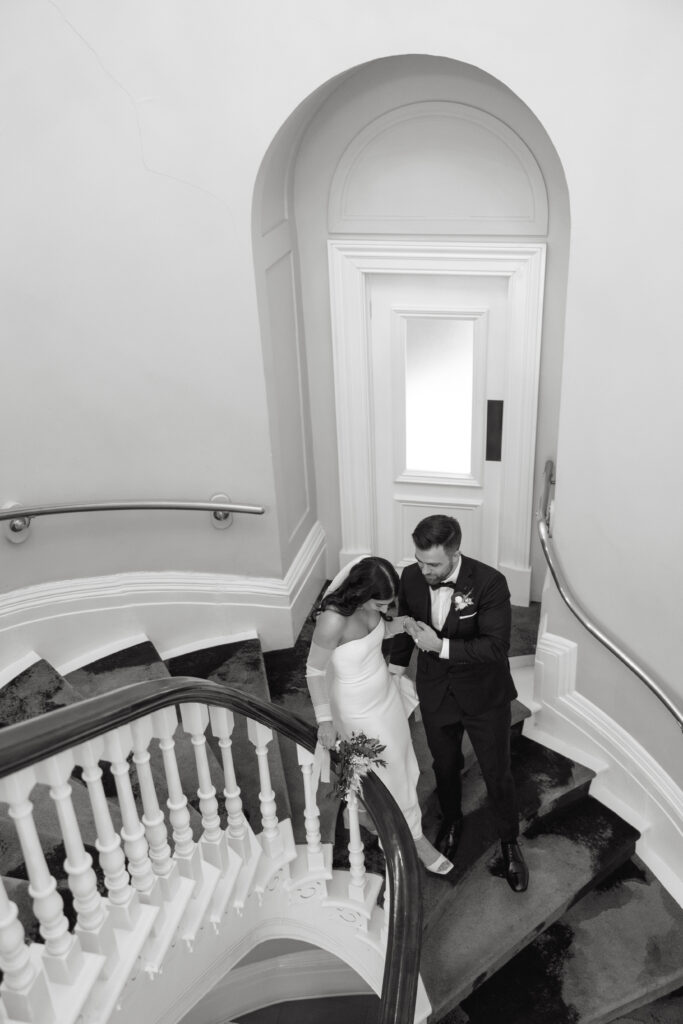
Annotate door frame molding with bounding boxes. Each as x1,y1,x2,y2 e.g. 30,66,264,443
327,239,546,605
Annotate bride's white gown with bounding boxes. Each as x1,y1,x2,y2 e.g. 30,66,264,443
329,619,422,838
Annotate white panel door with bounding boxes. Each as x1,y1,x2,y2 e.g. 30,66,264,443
368,272,509,569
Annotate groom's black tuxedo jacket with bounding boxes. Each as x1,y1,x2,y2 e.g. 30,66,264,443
391,555,517,717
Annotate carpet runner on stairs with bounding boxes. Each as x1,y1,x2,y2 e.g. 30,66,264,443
460,854,683,1024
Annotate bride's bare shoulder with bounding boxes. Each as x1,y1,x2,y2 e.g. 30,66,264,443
313,608,348,646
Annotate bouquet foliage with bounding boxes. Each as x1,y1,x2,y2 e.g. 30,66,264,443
334,731,387,797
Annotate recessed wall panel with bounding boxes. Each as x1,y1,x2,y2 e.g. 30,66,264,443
265,253,309,542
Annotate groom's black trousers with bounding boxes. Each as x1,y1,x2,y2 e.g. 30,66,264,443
420,687,519,842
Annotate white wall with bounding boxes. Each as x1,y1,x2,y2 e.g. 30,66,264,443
0,0,282,590
1,1,682,769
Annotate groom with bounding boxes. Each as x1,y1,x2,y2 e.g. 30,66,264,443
389,514,529,892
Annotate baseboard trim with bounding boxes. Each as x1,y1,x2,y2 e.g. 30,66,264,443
525,630,683,907
0,523,327,675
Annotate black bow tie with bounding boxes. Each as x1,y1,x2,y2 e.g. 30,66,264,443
429,581,457,591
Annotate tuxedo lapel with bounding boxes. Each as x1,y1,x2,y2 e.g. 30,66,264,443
443,556,475,634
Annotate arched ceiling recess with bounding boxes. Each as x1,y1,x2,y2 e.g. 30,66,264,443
328,100,549,236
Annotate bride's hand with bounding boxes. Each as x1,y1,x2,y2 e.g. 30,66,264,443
403,616,418,639
317,721,338,750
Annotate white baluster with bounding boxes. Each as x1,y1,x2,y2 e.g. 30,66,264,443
209,707,251,860
103,726,156,900
153,706,202,880
246,720,283,859
345,791,367,902
1,767,83,984
76,737,140,929
131,717,179,899
296,745,325,872
0,875,53,1024
37,752,117,972
180,703,227,870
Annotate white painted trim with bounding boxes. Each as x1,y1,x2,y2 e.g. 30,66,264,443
0,523,326,675
328,240,546,605
525,630,683,908
328,101,549,236
157,630,259,662
55,633,150,677
180,949,372,1024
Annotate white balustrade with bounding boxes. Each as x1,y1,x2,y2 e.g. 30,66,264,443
0,876,53,1024
180,704,228,870
296,745,325,873
153,707,202,881
75,737,140,930
36,752,116,973
0,694,392,1021
102,727,157,901
344,791,367,903
0,767,83,984
208,707,251,860
246,720,283,859
131,717,180,899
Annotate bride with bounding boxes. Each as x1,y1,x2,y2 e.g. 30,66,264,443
305,555,453,876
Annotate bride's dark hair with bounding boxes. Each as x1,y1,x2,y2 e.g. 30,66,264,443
315,556,400,619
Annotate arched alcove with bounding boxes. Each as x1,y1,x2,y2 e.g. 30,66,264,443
252,55,569,599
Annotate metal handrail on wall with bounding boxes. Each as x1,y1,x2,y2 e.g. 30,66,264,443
0,677,422,1024
537,460,683,731
1,496,265,542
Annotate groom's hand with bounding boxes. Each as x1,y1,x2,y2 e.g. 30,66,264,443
414,622,442,653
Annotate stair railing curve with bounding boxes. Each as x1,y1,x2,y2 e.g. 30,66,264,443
538,459,683,731
0,676,422,1024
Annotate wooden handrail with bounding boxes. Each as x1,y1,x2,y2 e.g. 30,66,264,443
0,677,422,1024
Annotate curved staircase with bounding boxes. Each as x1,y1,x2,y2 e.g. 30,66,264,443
1,625,682,1024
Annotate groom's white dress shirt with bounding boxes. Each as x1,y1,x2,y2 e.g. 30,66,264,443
430,558,462,659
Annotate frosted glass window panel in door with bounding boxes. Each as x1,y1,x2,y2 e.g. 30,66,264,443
404,317,474,475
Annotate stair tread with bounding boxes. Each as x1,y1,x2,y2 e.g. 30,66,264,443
0,658,81,728
418,732,596,894
166,639,294,830
461,857,683,1024
64,640,171,700
609,984,683,1024
421,795,640,1018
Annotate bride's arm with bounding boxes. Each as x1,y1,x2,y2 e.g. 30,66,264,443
384,614,417,639
305,611,345,750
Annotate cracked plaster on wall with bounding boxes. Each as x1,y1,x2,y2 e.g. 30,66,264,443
48,0,237,214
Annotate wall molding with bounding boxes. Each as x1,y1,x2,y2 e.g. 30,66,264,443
526,630,683,908
328,101,549,236
0,522,326,675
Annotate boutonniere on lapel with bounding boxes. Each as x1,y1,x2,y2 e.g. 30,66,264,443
451,589,474,612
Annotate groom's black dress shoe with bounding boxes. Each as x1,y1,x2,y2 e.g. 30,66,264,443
435,817,463,861
501,841,529,892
